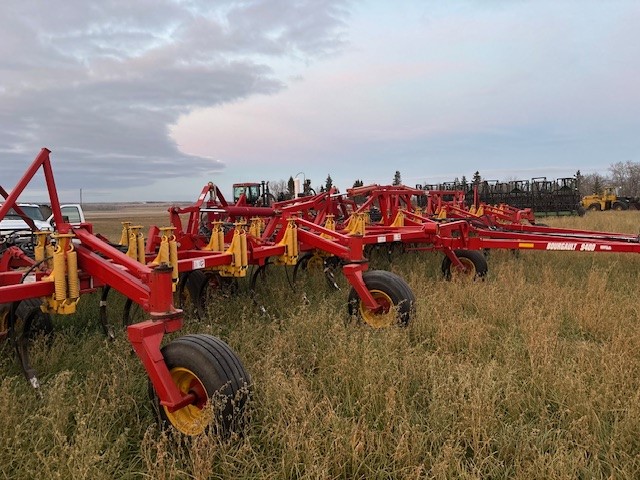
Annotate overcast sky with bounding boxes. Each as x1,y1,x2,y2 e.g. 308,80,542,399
2,0,639,202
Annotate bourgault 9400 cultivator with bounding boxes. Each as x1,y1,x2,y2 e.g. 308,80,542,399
1,150,419,436
139,180,416,328
175,185,640,284
339,183,640,278
155,181,640,296
0,149,253,436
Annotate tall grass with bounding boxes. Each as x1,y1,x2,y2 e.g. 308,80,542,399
2,211,640,478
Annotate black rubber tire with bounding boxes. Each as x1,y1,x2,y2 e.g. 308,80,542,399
153,334,251,436
587,204,601,211
441,250,488,281
347,270,415,328
612,201,628,211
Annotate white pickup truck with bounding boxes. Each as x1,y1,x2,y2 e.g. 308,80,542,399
0,203,86,234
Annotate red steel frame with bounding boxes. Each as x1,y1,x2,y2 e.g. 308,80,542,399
0,149,201,412
339,185,640,261
177,183,640,274
142,183,392,312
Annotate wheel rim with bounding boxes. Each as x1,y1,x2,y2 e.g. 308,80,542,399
306,254,325,271
0,309,8,340
176,283,196,316
359,289,396,328
450,257,476,280
163,367,209,435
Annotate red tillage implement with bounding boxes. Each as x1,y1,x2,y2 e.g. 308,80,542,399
140,181,416,329
0,149,250,436
157,181,639,292
340,184,640,278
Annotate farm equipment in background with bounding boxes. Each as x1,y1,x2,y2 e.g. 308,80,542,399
1,149,251,436
418,175,584,217
580,187,640,211
232,181,277,207
301,183,640,280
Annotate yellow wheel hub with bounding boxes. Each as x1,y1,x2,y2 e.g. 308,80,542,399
307,254,325,271
0,308,8,339
359,290,396,329
163,367,209,435
450,257,476,280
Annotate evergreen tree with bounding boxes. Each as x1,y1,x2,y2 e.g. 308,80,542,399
393,170,402,185
287,176,295,196
472,171,481,184
353,179,364,188
575,170,583,193
325,174,333,191
593,175,603,195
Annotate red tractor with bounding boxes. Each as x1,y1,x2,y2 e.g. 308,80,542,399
232,181,276,206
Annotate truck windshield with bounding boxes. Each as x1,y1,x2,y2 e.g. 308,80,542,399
4,206,44,221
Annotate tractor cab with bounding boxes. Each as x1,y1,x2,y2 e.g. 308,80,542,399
232,181,276,206
233,182,261,205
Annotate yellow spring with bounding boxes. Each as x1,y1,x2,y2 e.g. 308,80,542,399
53,244,67,301
240,229,248,267
45,244,55,269
152,235,169,265
348,213,365,236
35,242,44,263
289,223,298,259
66,246,79,299
390,211,405,227
249,218,260,238
169,235,179,284
229,229,238,267
137,232,145,264
126,230,137,259
217,227,225,252
204,222,225,252
324,215,335,231
119,222,132,246
35,232,48,263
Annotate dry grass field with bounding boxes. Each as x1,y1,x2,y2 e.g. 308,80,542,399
84,203,179,240
2,210,640,479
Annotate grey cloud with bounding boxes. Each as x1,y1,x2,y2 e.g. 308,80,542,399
1,0,351,192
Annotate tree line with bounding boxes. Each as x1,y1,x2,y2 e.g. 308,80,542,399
265,162,640,199
267,171,403,199
577,161,640,197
